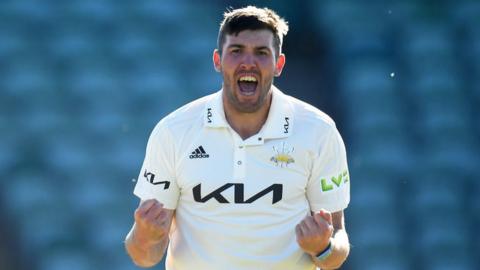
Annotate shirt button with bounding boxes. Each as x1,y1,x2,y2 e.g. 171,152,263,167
237,161,242,165
258,137,262,141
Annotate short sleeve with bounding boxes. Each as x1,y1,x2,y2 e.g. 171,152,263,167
133,122,180,209
307,126,350,213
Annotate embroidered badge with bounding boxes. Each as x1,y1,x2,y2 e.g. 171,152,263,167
270,142,295,167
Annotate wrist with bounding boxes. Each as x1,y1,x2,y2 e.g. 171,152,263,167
130,226,162,250
311,238,333,261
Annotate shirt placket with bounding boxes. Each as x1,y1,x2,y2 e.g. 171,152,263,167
232,134,246,181
231,131,266,181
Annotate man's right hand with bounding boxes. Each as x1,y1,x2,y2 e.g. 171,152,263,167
126,199,174,267
132,199,172,248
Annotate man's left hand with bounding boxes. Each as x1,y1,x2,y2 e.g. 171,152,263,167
295,209,334,256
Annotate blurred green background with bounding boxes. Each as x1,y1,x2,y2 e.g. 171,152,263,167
1,0,479,269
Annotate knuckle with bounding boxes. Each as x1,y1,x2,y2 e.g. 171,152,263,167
296,237,304,245
141,199,153,207
143,214,156,224
156,212,166,221
150,213,161,223
134,209,145,220
320,225,330,234
301,221,307,228
148,203,158,211
148,206,160,215
153,200,163,206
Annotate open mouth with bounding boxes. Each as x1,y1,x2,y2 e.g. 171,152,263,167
237,75,258,96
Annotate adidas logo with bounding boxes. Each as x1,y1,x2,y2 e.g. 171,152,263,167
189,145,210,159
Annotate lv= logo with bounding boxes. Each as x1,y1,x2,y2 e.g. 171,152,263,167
321,170,349,192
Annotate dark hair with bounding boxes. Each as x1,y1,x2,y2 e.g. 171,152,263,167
217,6,289,58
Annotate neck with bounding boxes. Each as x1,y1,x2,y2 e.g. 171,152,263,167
223,92,272,140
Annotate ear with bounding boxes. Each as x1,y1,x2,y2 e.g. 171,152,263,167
213,49,222,72
274,53,286,77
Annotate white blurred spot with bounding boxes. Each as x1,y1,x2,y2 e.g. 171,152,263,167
122,123,130,133
132,178,137,182
390,72,395,78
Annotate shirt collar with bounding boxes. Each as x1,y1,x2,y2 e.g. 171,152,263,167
261,86,294,139
204,86,294,139
204,89,230,128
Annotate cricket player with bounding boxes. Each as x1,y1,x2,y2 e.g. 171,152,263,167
125,6,351,270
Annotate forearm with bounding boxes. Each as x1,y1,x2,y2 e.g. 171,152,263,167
125,224,169,268
311,229,350,269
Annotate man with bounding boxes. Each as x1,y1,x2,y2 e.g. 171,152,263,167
125,6,350,270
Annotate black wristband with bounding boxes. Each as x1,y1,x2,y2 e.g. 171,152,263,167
315,239,333,261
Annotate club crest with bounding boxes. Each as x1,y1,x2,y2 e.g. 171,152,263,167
270,142,295,167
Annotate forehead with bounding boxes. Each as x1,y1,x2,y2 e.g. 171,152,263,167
223,29,275,49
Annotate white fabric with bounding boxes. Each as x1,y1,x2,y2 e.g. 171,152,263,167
133,87,350,270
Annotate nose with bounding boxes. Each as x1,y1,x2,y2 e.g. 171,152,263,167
240,53,256,70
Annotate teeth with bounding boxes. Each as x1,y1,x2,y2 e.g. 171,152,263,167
238,76,257,82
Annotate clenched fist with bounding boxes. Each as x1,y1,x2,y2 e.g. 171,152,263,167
133,199,173,247
295,209,334,256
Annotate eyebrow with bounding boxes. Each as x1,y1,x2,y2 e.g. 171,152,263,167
227,44,271,51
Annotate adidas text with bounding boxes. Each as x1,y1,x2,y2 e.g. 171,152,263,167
189,153,210,159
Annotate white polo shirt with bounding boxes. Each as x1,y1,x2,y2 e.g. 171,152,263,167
133,87,350,270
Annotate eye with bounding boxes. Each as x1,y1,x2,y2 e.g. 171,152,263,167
257,50,270,56
230,48,241,54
